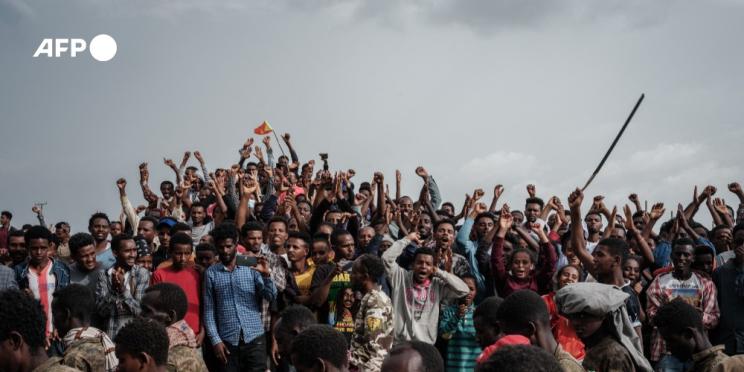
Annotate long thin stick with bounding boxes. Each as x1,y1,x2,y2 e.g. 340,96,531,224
582,93,645,191
272,131,286,157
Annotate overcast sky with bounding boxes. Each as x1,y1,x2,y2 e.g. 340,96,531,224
1,0,742,231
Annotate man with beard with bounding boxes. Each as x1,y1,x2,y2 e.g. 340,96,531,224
96,233,151,338
356,226,378,257
203,223,276,372
239,221,291,341
7,229,27,267
382,229,469,343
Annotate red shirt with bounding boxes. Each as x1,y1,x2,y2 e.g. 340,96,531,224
151,266,202,334
543,292,585,360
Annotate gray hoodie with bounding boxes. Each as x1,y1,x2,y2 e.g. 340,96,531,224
382,238,470,344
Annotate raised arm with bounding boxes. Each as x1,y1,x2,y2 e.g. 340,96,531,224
238,138,254,168
490,205,512,284
677,204,702,241
177,151,191,178
540,194,556,221
513,224,540,253
684,185,716,221
452,193,473,223
624,205,654,267
418,182,441,225
194,151,211,182
568,188,594,276
208,179,229,216
164,157,182,185
642,203,665,240
712,197,734,228
395,170,401,202
489,184,504,213
602,206,618,238
31,205,46,227
705,194,725,227
223,165,240,213
727,182,744,224
382,233,419,279
415,167,441,210
372,172,386,224
456,203,483,252
235,177,258,229
117,178,140,230
138,162,157,204
281,133,299,164
628,193,643,213
531,222,557,291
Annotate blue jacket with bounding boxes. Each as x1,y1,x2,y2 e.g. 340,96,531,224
14,259,71,291
454,218,486,292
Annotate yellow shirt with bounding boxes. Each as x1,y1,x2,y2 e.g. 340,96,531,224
294,263,316,297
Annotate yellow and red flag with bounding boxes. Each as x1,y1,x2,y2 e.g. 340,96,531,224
254,121,273,135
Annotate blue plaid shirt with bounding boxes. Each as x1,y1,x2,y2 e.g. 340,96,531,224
203,262,277,346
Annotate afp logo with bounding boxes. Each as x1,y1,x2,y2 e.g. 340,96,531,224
33,34,117,62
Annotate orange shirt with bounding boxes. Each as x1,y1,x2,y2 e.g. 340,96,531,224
543,292,586,360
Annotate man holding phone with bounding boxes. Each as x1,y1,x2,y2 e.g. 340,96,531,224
203,223,276,372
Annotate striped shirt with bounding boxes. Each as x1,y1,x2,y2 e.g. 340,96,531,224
439,303,481,371
28,261,56,335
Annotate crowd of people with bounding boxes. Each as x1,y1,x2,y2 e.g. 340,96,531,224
1,132,743,372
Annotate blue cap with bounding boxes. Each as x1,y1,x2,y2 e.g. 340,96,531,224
157,217,177,229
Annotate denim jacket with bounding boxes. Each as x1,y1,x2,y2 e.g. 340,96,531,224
14,258,71,290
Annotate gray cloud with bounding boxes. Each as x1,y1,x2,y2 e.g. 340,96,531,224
1,0,743,231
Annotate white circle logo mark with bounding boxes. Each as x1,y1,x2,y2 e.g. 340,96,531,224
89,34,117,62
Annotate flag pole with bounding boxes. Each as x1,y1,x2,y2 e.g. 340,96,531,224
272,131,286,157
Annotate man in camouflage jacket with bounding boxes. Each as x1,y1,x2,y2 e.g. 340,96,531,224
349,254,394,372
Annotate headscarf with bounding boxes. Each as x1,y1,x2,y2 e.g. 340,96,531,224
555,282,652,372
63,326,118,372
135,235,150,258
